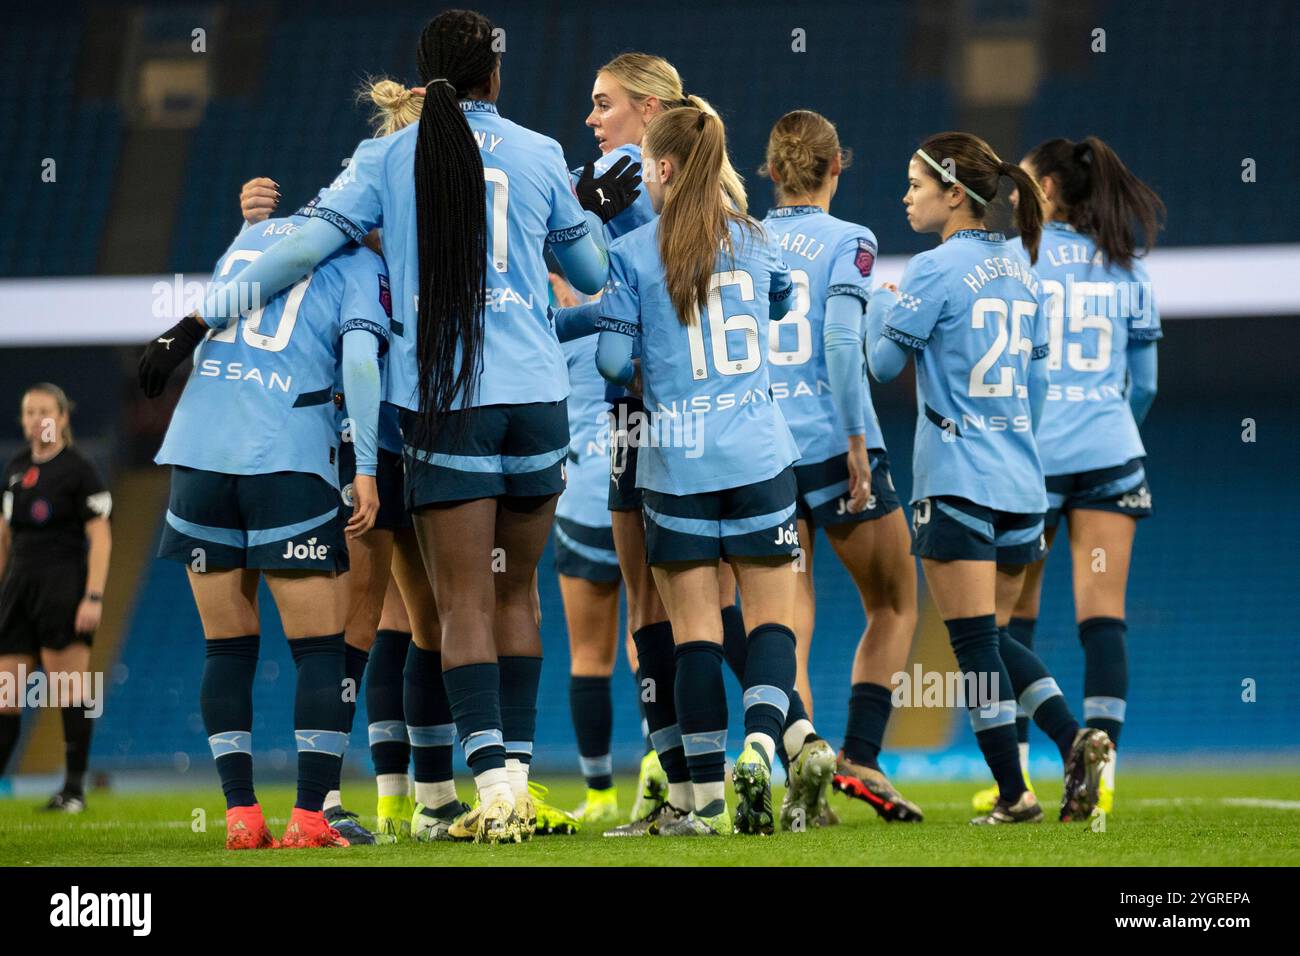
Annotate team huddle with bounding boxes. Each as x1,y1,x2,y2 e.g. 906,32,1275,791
137,8,1164,847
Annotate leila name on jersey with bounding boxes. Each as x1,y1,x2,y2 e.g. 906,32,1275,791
1042,240,1102,269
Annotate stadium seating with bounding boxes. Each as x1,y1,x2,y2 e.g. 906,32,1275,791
0,6,121,277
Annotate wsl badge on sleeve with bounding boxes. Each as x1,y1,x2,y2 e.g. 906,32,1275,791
378,274,393,318
854,238,876,278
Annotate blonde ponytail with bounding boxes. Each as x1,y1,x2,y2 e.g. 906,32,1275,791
645,109,760,325
359,77,424,137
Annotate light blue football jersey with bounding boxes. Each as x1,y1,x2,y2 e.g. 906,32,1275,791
573,143,657,406
880,230,1049,514
572,143,657,241
762,205,885,462
555,333,613,529
157,217,391,488
1031,221,1161,476
597,218,801,496
332,268,402,456
306,100,587,411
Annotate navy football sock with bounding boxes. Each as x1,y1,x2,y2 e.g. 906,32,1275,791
674,641,728,789
1080,617,1128,745
200,635,260,809
633,664,652,753
366,629,411,777
720,603,749,681
443,662,506,776
999,627,1078,760
741,623,796,764
570,675,614,790
946,615,1024,803
1006,616,1037,745
289,633,349,813
323,643,370,794
344,644,369,729
499,655,542,770
632,621,688,785
842,682,894,770
404,643,456,785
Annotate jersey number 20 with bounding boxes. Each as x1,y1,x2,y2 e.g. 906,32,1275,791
209,249,315,352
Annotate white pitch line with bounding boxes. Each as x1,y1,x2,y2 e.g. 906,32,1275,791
1221,798,1300,811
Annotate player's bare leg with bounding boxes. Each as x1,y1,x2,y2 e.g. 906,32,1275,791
828,509,923,821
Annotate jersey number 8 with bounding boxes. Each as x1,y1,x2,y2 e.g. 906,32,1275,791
768,269,812,366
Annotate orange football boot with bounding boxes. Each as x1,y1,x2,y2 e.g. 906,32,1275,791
280,807,351,848
225,804,279,850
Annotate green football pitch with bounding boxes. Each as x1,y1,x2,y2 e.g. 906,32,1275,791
3,770,1298,867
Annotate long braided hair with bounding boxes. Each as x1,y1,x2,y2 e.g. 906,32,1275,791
412,10,498,446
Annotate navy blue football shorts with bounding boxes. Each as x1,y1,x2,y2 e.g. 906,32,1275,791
554,516,621,584
1045,457,1152,531
159,466,347,572
401,401,569,508
910,495,1046,566
794,448,902,529
337,442,411,532
641,467,800,566
607,396,643,512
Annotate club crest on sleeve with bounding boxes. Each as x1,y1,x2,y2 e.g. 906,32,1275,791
854,238,876,278
378,275,392,318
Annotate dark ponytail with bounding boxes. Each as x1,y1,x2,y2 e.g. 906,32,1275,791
998,160,1044,264
412,10,499,445
917,131,1045,262
1025,136,1165,269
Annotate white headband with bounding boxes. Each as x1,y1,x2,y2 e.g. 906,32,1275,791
916,148,989,206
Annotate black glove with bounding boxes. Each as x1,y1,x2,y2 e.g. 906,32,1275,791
574,155,642,225
138,313,208,398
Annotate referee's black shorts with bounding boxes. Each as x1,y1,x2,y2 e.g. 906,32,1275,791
0,558,90,655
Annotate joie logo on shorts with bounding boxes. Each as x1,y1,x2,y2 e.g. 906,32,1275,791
282,537,329,561
835,494,876,516
912,498,932,531
773,524,798,547
1116,486,1151,510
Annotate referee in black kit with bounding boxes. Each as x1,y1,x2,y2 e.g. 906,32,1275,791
0,383,112,811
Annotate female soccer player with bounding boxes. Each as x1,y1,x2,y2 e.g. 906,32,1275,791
0,384,111,812
596,107,803,837
149,209,387,849
971,136,1163,815
864,132,1111,823
758,110,923,824
572,53,833,836
235,80,468,845
550,273,628,827
145,10,639,844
